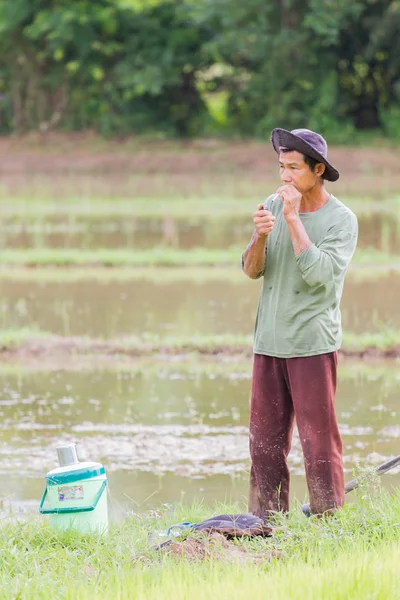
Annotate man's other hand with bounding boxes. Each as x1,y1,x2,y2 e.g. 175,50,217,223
277,185,302,221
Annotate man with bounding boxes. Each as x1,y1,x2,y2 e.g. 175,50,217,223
242,128,358,518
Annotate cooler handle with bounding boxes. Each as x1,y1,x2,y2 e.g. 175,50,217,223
39,480,107,514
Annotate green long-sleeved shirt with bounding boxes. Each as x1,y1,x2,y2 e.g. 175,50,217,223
249,194,358,358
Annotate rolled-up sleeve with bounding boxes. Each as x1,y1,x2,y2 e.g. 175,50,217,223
295,217,358,288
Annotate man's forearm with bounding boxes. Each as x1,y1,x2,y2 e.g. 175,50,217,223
286,215,312,256
242,230,267,279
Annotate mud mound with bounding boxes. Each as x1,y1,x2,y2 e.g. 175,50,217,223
163,532,280,564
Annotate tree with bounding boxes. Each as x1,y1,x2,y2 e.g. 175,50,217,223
200,0,400,135
0,0,399,137
0,0,212,135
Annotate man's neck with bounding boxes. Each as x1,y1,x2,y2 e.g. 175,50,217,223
300,185,330,213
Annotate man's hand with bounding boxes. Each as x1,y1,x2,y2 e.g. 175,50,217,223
277,184,302,222
253,204,275,238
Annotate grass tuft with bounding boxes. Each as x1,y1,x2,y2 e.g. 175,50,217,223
1,329,400,356
0,246,399,268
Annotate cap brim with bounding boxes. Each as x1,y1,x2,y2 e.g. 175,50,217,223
271,128,339,182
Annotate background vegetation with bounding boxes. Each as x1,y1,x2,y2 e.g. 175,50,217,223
1,0,400,140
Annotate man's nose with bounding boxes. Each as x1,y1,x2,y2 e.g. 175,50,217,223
281,174,292,183
280,168,292,183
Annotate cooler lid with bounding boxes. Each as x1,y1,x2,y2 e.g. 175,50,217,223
46,461,105,485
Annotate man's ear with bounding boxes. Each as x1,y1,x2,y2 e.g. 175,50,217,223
315,163,326,178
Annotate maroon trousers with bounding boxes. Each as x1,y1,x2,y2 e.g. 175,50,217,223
248,352,344,517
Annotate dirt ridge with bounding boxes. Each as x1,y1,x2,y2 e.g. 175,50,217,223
1,335,400,363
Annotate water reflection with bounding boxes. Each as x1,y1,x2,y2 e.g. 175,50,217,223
1,273,399,336
0,212,399,252
0,364,399,514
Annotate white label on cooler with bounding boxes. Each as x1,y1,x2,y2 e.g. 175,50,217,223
58,485,84,501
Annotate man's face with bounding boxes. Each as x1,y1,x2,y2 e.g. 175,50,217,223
278,150,322,194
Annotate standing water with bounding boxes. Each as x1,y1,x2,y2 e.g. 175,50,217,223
0,361,399,518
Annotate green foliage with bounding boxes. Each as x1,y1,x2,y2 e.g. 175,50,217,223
380,106,400,140
0,0,399,137
201,0,400,136
0,0,211,135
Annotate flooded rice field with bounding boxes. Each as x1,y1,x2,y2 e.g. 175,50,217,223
0,212,399,253
1,363,399,516
1,144,400,521
0,139,399,533
1,272,399,336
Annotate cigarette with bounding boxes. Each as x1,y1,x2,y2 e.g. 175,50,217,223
263,193,280,211
270,193,280,204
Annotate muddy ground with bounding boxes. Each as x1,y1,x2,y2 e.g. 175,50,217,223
0,335,399,371
0,133,399,198
160,532,280,564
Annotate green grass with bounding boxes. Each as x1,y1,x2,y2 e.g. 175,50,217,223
353,248,400,265
2,490,400,599
0,265,248,283
0,327,52,348
0,330,253,352
0,195,400,219
1,329,400,355
0,247,244,266
0,264,398,283
1,354,399,387
0,246,399,267
342,329,400,352
2,197,256,218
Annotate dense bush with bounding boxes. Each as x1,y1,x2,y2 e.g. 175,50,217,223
0,0,399,138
